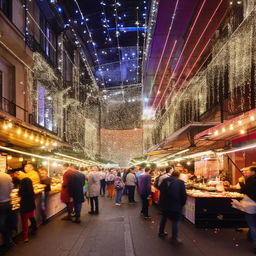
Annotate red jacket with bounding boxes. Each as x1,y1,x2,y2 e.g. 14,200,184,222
60,169,74,203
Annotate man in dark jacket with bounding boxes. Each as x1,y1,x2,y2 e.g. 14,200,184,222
158,170,187,242
139,167,152,219
239,166,256,253
69,166,85,223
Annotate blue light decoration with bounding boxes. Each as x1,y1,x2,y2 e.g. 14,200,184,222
57,7,62,13
108,27,147,32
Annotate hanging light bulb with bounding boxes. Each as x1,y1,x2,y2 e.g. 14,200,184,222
17,128,22,135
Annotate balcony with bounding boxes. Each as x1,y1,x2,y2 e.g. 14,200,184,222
0,96,58,136
0,96,29,122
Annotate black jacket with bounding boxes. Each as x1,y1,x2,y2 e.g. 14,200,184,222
69,172,85,203
159,176,187,214
240,175,256,202
18,178,36,214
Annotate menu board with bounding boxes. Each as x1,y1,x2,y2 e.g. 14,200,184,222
0,156,7,172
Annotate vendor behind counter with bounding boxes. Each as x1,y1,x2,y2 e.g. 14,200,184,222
17,163,40,185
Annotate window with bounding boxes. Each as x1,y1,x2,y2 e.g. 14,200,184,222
39,14,57,66
0,0,12,19
37,85,54,131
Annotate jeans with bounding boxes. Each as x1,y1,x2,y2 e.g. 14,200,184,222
127,185,136,203
159,212,181,240
21,210,37,241
74,202,82,218
0,202,13,245
141,194,149,217
115,189,123,203
245,213,256,248
90,197,99,213
100,180,106,195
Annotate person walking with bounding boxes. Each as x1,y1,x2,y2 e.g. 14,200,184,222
139,167,152,219
69,166,85,223
99,169,106,196
0,172,14,253
19,178,37,242
60,164,74,221
158,170,187,243
238,166,256,253
88,166,100,214
126,168,137,204
114,172,125,206
106,169,115,198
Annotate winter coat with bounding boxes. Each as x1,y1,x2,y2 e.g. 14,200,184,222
60,169,74,203
159,176,187,214
18,170,40,185
19,178,36,214
114,176,125,190
240,175,256,202
88,171,100,197
139,174,151,196
125,173,136,186
69,171,86,203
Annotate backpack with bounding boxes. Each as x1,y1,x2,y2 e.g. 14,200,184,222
115,178,124,190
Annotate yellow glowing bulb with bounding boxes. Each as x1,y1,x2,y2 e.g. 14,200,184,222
45,142,49,146
24,133,28,138
19,157,24,162
8,122,13,128
29,134,34,140
230,124,234,130
32,158,36,162
238,120,242,125
250,116,255,121
7,155,12,160
3,124,8,130
17,129,22,135
222,128,226,133
40,139,44,144
35,137,39,142
240,130,245,135
214,130,219,136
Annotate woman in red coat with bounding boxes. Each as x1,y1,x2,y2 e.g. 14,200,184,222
60,167,74,221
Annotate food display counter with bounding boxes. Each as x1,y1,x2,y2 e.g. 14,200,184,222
151,183,247,228
184,190,246,228
0,179,65,246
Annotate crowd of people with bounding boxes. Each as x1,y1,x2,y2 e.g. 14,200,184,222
1,163,256,254
59,164,187,244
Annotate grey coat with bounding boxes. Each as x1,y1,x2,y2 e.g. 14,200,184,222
88,171,100,197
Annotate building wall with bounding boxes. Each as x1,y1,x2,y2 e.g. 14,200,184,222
0,1,101,158
101,128,143,167
145,3,256,151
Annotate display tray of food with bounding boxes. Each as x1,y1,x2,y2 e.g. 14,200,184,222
186,189,243,198
10,184,46,210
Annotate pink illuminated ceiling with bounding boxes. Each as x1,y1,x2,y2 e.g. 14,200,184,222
143,0,230,110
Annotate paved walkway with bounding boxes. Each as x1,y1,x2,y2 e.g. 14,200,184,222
5,195,254,256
